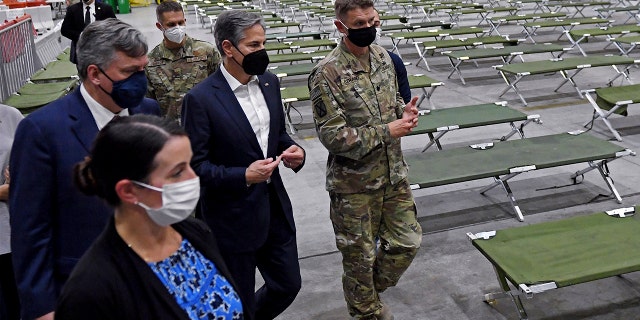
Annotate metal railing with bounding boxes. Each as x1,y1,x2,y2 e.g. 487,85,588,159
0,15,42,102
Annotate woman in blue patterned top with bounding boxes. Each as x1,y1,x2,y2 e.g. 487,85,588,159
56,115,248,320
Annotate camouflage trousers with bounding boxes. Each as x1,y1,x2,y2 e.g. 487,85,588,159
329,179,422,319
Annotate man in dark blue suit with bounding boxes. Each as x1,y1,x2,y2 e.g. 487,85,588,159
61,0,116,64
182,10,305,320
9,19,160,320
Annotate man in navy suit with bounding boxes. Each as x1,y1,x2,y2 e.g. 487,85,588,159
9,19,160,320
61,0,116,64
182,10,305,320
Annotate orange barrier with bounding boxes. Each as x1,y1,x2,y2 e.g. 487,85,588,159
1,0,29,8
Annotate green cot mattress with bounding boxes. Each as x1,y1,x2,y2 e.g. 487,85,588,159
444,43,565,60
523,17,611,28
265,39,336,51
420,36,519,50
30,60,78,82
496,55,636,75
472,206,640,288
269,62,316,77
281,86,310,101
405,132,624,188
265,31,328,41
594,83,640,116
18,79,77,95
389,26,485,39
409,103,528,135
569,24,640,37
268,50,333,64
408,74,441,88
3,90,67,112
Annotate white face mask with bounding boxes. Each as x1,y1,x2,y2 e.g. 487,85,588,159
163,25,186,44
374,27,382,44
133,177,200,227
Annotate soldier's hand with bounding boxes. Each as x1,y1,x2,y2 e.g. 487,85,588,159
246,157,281,185
388,117,417,138
405,96,420,116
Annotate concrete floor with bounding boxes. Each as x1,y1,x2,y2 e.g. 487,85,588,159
100,2,640,319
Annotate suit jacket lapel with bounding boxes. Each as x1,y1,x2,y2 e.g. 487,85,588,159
210,71,264,156
67,89,99,153
258,74,281,158
95,4,104,19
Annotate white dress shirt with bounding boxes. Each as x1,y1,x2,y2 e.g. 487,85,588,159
80,83,129,130
221,63,271,158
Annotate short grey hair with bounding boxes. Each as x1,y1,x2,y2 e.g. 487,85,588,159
213,10,265,54
76,18,148,80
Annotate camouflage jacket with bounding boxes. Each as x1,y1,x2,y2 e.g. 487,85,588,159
309,41,407,194
145,36,221,123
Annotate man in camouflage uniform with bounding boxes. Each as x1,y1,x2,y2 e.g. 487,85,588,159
308,0,422,319
145,0,221,124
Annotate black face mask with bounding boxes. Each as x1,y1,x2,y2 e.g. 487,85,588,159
232,43,270,75
340,21,377,48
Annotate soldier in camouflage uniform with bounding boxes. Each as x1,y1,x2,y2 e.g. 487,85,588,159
308,0,423,319
145,1,221,124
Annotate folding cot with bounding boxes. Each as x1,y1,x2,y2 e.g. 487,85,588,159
205,8,272,31
280,85,309,134
468,205,640,320
269,62,316,80
420,2,485,21
29,59,78,82
506,0,549,13
408,101,541,151
302,7,334,26
595,5,640,24
545,1,613,18
56,47,70,61
387,26,488,57
2,78,77,114
265,21,303,32
405,132,635,221
205,10,280,29
379,20,453,33
609,35,640,56
582,84,640,141
268,49,333,64
520,17,613,43
565,24,640,56
495,55,640,106
487,12,566,36
414,35,521,70
265,38,337,53
443,43,567,84
265,31,329,41
447,6,519,25
407,74,444,109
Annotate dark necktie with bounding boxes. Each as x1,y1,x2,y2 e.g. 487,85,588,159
84,6,91,27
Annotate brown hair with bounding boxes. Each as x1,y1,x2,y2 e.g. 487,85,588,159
334,0,374,21
74,115,187,206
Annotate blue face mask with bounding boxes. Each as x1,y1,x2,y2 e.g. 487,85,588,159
98,67,148,109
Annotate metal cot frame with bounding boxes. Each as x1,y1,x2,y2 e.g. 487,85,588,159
468,206,640,320
406,132,635,221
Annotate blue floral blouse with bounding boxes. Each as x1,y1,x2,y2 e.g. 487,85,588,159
148,239,244,320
